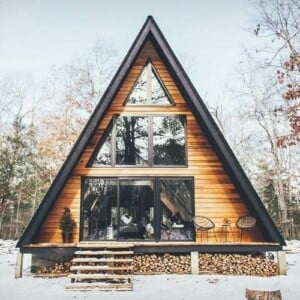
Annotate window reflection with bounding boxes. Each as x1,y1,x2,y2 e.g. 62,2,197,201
153,116,186,165
151,71,171,105
160,178,193,241
126,68,147,105
116,116,149,165
82,177,193,241
91,131,112,166
126,63,172,105
90,115,186,167
119,180,154,240
82,178,118,240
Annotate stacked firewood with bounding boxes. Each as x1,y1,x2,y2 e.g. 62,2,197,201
198,253,278,276
133,253,278,276
133,254,191,274
35,253,278,277
37,261,72,275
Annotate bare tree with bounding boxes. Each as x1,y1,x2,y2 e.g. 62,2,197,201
38,41,119,180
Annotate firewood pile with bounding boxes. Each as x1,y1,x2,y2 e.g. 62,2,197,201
35,253,278,277
133,254,191,274
133,253,278,276
198,253,278,276
36,261,72,275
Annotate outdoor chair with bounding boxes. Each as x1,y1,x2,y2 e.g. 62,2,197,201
236,215,257,241
193,216,218,242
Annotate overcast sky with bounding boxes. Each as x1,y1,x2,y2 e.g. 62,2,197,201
0,0,261,106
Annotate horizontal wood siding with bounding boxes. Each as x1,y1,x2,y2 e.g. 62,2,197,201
34,40,263,244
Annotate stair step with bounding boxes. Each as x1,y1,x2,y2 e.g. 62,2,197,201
70,265,133,271
68,273,131,280
65,283,133,291
72,258,133,263
75,250,134,256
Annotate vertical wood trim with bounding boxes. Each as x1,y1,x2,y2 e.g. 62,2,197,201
277,251,287,275
15,253,23,279
190,251,199,275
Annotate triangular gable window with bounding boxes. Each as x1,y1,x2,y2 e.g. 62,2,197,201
126,62,173,105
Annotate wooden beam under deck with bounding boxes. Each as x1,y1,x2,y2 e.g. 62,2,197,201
21,241,282,254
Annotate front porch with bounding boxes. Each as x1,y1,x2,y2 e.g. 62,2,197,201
16,240,286,284
20,240,283,254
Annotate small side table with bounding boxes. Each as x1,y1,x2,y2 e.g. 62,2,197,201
221,222,235,242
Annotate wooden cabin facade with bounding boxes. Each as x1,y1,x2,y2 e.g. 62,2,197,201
17,17,284,268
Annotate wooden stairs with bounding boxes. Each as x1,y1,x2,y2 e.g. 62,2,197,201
65,243,134,291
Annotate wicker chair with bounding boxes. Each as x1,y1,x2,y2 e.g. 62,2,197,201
193,216,218,242
236,215,257,241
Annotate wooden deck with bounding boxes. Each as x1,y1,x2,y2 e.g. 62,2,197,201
24,241,281,248
21,241,282,254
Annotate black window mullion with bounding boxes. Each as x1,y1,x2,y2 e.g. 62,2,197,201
146,63,152,104
183,115,188,166
116,177,120,240
154,178,160,242
148,116,153,167
111,115,117,166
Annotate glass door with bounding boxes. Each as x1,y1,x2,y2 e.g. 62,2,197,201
159,178,194,241
81,177,194,241
81,178,118,240
118,179,155,240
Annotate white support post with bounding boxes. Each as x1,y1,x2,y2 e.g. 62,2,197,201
191,251,199,275
15,252,24,279
277,251,287,275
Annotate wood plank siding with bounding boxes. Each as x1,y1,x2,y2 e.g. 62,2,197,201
34,40,262,244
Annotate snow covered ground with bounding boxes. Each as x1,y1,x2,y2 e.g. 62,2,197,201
1,240,300,300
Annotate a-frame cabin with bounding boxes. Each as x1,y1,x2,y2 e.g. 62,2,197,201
17,17,284,274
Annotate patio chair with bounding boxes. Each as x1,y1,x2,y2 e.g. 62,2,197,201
236,215,257,241
193,216,218,242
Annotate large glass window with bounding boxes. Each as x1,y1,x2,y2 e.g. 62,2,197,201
126,62,173,105
81,177,194,241
153,116,186,165
159,178,193,241
119,179,154,240
82,178,118,240
116,116,148,166
89,115,187,167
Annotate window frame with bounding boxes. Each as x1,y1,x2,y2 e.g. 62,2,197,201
124,60,175,107
157,176,195,242
87,114,188,168
79,176,195,242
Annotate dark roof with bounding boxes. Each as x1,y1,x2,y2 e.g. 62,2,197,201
17,16,285,248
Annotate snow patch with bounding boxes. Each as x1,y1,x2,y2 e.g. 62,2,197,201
0,239,18,255
0,240,299,300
